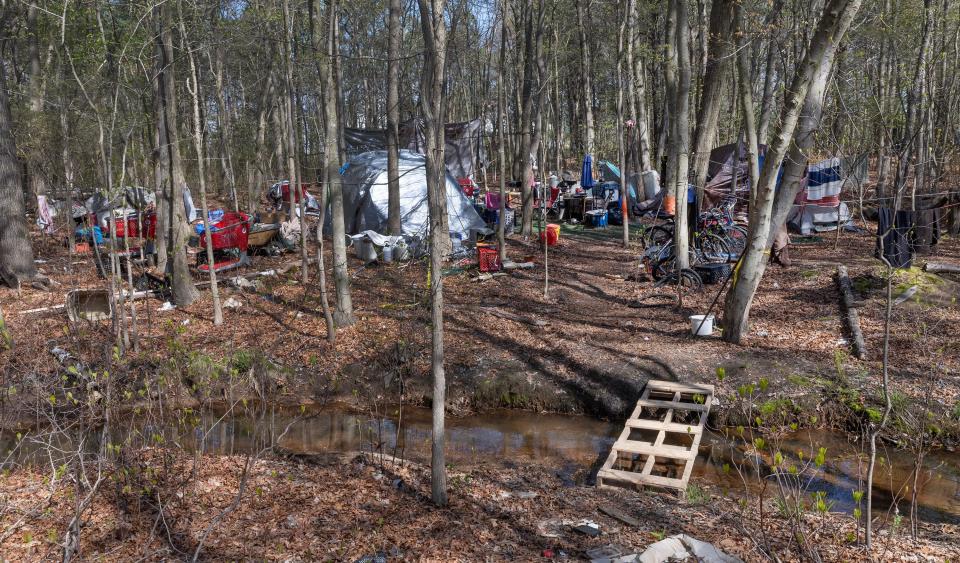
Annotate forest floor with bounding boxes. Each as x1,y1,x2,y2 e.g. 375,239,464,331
2,216,960,561
3,215,959,438
1,450,958,561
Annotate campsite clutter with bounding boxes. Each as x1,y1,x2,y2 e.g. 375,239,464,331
37,117,946,356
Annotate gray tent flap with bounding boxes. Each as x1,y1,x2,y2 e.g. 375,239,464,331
343,118,485,179
338,150,486,243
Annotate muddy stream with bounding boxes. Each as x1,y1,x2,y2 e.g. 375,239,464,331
4,405,958,524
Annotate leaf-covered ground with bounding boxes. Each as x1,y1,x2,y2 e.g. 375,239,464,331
1,451,958,561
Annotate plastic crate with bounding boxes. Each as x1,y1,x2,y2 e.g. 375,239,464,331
478,245,501,273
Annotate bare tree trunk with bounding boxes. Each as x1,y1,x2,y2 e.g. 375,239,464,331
722,0,862,344
672,0,692,269
282,0,310,284
211,35,239,212
418,0,449,508
315,180,335,343
253,70,275,212
387,0,402,235
735,5,760,208
575,0,595,156
691,0,735,207
26,5,46,212
315,0,354,327
618,0,632,247
0,56,36,283
663,0,679,212
182,12,223,325
496,1,509,264
156,5,199,307
633,53,652,171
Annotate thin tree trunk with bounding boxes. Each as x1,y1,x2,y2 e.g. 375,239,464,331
735,5,760,209
282,0,310,284
691,0,735,208
386,0,402,235
316,179,335,343
575,0,595,156
618,0,631,247
156,5,199,307
417,0,449,508
496,1,509,264
182,12,223,325
672,0,692,270
722,0,862,344
315,0,354,327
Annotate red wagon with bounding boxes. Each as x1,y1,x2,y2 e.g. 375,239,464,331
194,211,252,273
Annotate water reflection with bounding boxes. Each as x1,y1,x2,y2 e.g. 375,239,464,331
2,404,957,524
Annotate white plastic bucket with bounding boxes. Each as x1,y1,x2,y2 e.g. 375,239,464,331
689,314,714,336
356,240,377,263
393,240,409,261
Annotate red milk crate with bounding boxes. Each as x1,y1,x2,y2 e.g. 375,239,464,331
478,245,501,273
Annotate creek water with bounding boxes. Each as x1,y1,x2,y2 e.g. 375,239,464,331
4,404,958,524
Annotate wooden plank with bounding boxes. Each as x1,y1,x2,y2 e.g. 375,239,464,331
625,418,700,433
597,468,686,489
598,505,641,528
635,398,709,412
614,440,696,460
644,381,715,394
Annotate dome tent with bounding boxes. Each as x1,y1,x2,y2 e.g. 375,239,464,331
338,150,486,243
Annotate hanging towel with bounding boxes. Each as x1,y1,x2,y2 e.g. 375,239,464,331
875,207,913,269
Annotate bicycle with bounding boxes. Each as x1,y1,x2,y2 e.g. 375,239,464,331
644,219,731,264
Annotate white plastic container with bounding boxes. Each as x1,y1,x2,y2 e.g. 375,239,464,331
356,240,377,263
689,314,714,336
382,245,394,263
393,240,409,261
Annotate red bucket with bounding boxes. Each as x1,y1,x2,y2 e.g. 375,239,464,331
540,224,560,246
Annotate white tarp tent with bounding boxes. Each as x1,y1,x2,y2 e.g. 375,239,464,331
339,150,486,242
787,201,851,234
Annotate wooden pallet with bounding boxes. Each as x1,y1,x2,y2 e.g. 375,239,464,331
597,380,714,492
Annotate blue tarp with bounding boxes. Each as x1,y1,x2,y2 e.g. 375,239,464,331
580,155,595,188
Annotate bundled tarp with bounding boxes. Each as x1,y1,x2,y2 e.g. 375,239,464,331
344,118,485,179
338,150,486,242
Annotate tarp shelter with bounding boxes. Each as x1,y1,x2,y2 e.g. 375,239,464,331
597,160,640,206
703,142,784,203
787,158,850,234
338,150,486,242
344,118,485,179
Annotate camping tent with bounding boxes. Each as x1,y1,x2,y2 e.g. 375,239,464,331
339,150,486,242
344,118,485,179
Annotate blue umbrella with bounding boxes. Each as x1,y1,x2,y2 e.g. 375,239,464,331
580,154,595,188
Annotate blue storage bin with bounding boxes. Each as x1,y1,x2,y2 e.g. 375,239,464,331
585,209,608,228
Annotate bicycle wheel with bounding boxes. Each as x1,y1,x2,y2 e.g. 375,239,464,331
646,225,674,248
725,225,748,257
654,268,703,291
695,232,731,264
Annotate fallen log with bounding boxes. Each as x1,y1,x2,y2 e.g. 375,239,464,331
835,265,867,360
923,261,960,274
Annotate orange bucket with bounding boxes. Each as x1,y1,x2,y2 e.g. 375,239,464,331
540,224,560,246
664,195,676,216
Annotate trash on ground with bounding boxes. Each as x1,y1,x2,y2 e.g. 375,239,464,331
573,519,601,537
637,534,743,563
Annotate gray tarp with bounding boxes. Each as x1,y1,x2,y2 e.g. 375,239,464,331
344,118,485,179
338,150,486,242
